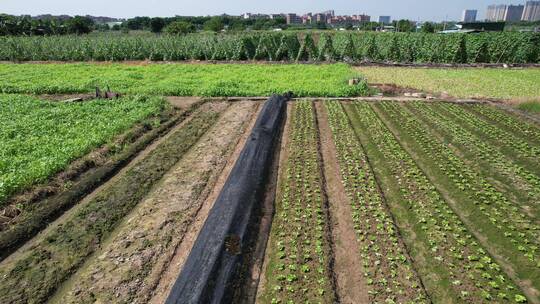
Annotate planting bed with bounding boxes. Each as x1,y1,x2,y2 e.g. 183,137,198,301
1,84,540,303
0,63,368,97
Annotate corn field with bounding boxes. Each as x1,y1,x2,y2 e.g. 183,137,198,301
0,32,539,64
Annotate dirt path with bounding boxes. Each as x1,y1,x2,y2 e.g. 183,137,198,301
148,100,263,304
315,101,370,304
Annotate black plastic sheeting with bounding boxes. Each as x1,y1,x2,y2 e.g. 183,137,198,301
165,94,288,304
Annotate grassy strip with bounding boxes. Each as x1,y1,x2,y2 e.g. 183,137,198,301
0,104,222,304
345,101,525,303
0,101,202,261
0,63,369,97
260,101,335,303
358,66,540,100
373,101,536,302
518,101,540,114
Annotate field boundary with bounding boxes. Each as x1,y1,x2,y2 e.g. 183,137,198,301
3,60,540,68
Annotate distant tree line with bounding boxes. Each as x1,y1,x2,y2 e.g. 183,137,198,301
0,14,95,35
3,13,538,37
123,15,287,34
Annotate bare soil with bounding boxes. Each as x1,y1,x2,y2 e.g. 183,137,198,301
148,100,262,304
315,101,370,304
165,96,203,110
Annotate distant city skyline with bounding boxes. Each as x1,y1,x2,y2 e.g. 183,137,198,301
0,0,537,21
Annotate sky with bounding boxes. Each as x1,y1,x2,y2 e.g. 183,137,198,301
0,0,527,21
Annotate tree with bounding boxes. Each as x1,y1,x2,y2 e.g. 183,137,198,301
315,21,327,29
395,19,414,32
66,16,94,35
150,17,166,33
422,22,435,33
164,21,195,35
203,17,224,32
96,23,111,32
126,17,151,30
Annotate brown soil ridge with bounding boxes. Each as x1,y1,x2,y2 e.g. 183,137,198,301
315,101,370,304
148,100,262,304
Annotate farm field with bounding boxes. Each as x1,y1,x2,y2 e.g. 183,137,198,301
0,63,368,97
358,66,540,102
1,61,540,304
1,32,539,64
0,98,262,303
253,100,539,304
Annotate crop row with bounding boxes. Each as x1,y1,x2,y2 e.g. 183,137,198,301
467,104,540,146
406,101,540,218
262,101,334,303
346,101,525,303
324,100,427,303
0,32,539,63
438,103,540,165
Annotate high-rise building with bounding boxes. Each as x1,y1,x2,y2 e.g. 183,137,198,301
462,10,478,22
321,10,335,17
486,4,507,21
285,13,302,24
378,16,391,24
314,13,327,24
522,1,540,21
358,14,371,22
504,5,524,21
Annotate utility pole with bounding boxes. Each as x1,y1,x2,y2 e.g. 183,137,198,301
443,14,448,30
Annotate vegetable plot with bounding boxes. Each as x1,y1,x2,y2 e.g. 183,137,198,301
0,94,167,205
261,100,335,303
0,63,368,97
344,101,526,303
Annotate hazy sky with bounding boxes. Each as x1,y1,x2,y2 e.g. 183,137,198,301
0,0,526,21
